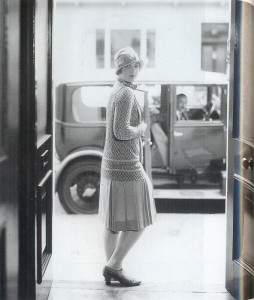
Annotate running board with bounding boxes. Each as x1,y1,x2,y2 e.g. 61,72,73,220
153,189,225,200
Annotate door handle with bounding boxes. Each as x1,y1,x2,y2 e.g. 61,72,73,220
174,130,183,137
147,139,152,146
241,158,253,170
142,139,152,147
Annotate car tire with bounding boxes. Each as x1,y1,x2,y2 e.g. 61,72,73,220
57,158,101,214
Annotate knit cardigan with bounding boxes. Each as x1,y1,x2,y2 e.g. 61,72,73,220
101,80,146,181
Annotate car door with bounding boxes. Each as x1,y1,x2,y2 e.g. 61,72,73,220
170,84,227,184
135,89,152,180
226,1,254,299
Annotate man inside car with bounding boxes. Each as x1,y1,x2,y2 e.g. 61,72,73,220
176,93,188,120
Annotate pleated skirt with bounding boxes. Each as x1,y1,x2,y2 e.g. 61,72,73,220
99,170,157,232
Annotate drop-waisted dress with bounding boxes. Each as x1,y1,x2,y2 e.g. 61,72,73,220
99,80,157,232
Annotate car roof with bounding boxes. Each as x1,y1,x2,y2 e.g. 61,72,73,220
61,71,228,87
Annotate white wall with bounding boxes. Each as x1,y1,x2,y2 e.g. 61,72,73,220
53,1,230,84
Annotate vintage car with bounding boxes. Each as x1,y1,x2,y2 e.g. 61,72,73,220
55,74,227,214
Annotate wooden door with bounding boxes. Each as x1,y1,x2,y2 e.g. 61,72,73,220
226,1,254,299
0,1,53,299
19,0,53,298
34,0,54,294
18,0,53,298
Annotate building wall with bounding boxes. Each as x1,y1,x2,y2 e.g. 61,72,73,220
53,0,230,84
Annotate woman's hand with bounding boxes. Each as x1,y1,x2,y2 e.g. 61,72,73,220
140,122,147,136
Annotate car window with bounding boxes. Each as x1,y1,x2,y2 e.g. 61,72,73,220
72,86,111,123
137,84,161,106
175,85,223,121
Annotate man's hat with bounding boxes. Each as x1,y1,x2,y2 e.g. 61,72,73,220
114,47,144,75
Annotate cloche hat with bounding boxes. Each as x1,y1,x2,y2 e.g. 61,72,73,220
114,47,144,75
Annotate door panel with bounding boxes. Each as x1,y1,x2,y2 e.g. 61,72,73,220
226,1,254,299
233,179,254,272
36,137,53,284
172,123,225,171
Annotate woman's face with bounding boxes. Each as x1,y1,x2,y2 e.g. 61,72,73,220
119,62,140,83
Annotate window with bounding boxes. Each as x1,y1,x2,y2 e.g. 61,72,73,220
96,30,105,68
175,85,225,121
201,23,229,74
95,30,156,69
111,30,140,68
147,30,155,67
72,86,112,123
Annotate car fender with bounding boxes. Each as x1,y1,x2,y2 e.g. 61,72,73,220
55,149,103,191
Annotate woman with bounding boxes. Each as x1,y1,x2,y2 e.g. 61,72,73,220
99,47,157,287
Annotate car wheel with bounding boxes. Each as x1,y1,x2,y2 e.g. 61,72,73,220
58,158,101,214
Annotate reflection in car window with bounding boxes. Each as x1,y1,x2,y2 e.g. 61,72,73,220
176,85,223,121
72,86,111,123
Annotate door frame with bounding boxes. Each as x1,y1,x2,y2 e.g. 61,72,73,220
226,1,254,298
19,0,37,299
35,0,54,286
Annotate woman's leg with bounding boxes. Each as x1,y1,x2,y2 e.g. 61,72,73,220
106,229,145,270
104,229,119,260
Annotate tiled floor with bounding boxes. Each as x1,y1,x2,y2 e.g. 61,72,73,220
47,196,235,299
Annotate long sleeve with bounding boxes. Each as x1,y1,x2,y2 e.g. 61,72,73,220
113,87,144,140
